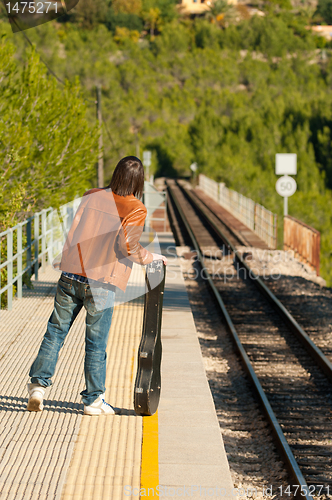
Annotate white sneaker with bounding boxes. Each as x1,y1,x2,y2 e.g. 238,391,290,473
27,383,46,412
84,393,115,415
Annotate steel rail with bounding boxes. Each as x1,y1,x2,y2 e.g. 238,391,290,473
166,180,313,500
183,184,332,383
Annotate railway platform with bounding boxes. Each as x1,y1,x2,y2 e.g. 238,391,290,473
0,233,234,500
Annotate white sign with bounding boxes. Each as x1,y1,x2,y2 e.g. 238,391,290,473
190,162,198,172
275,154,297,175
143,150,152,167
276,175,297,197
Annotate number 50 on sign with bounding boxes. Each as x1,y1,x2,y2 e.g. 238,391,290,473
275,175,297,197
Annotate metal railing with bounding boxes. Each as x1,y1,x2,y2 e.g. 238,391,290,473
199,174,278,249
254,203,278,251
0,198,81,311
219,184,256,231
284,216,320,275
143,181,167,232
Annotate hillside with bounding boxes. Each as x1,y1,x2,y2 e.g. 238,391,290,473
0,2,331,284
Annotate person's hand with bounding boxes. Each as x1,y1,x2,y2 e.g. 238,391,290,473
151,253,167,265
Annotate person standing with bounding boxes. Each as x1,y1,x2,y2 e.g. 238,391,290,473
27,156,167,415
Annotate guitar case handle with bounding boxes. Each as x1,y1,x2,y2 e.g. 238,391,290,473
134,260,166,416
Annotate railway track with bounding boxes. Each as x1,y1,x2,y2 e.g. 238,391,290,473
166,179,332,499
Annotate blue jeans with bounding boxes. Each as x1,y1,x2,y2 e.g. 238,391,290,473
29,274,115,406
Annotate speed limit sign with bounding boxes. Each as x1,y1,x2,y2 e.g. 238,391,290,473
276,174,297,216
275,175,297,197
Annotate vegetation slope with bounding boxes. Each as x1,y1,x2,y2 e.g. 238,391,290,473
0,0,331,284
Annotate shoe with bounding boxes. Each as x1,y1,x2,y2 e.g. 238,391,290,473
84,393,115,415
27,383,46,412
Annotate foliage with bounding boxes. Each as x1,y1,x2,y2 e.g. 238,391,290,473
0,7,331,285
315,0,332,24
204,0,235,28
113,0,143,15
114,26,141,43
265,0,292,11
142,7,162,37
57,0,178,32
0,37,98,224
106,10,144,33
218,13,316,55
71,0,108,28
141,0,178,24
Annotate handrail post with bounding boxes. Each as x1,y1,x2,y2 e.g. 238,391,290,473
316,231,320,276
68,205,74,228
164,191,167,232
0,235,2,310
7,230,13,311
274,213,278,250
17,224,22,299
34,214,39,280
42,210,46,272
254,203,257,232
27,219,32,278
49,210,54,265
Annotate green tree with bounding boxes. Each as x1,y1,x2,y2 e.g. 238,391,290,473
105,9,144,33
0,38,98,223
112,0,142,14
315,0,332,24
142,0,178,24
71,0,108,28
204,0,233,28
142,7,162,37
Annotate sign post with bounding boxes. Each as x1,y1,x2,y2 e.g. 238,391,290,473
190,162,198,183
275,154,297,216
275,175,297,216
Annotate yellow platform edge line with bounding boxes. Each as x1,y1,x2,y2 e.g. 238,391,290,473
140,231,160,498
141,410,159,497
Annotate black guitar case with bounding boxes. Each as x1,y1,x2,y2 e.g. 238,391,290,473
134,260,166,416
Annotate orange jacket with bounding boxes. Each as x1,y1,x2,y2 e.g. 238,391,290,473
59,188,153,291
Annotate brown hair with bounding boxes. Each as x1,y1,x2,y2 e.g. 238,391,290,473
108,156,144,198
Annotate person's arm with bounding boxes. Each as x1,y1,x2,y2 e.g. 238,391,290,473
118,207,153,265
118,207,167,265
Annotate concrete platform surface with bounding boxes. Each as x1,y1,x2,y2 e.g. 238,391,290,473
158,233,234,499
